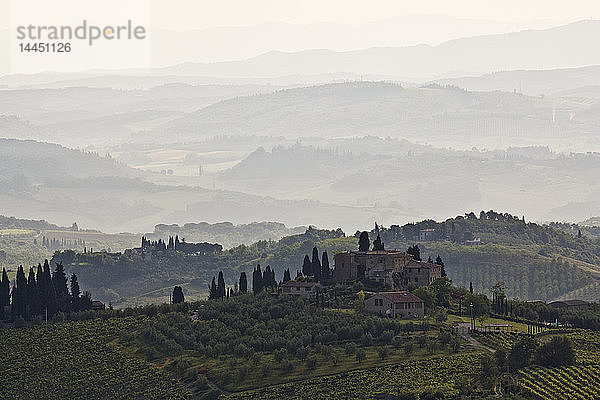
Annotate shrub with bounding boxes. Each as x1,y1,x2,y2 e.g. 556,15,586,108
355,348,366,363
306,354,317,370
345,342,356,355
509,336,538,370
377,347,389,360
380,330,394,344
296,346,309,361
361,333,373,346
534,336,575,367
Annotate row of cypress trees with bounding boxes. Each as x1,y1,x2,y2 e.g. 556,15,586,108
252,264,277,294
301,247,331,280
0,260,92,321
207,264,290,301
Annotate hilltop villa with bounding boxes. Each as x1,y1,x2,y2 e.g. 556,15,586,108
333,237,442,289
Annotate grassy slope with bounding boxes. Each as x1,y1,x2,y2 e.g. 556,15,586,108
0,317,190,400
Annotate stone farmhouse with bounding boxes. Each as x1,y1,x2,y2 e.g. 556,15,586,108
333,249,442,289
364,291,425,318
281,281,321,298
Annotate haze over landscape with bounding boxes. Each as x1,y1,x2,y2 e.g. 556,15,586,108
3,17,600,233
4,2,600,399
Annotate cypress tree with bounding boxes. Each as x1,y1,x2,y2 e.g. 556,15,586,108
264,266,272,290
53,262,69,312
283,269,291,283
239,272,248,293
253,264,263,294
36,263,44,305
70,273,81,312
172,286,184,303
302,255,312,277
39,260,51,309
46,279,58,317
358,231,370,251
263,266,271,290
372,234,384,251
321,252,330,279
40,261,58,316
12,266,28,319
27,267,41,317
407,245,421,261
217,271,225,300
469,282,473,294
209,277,217,300
435,255,447,277
312,247,321,279
0,268,9,315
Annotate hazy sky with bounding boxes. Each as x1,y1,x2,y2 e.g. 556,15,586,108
147,0,599,29
1,0,600,30
2,0,600,75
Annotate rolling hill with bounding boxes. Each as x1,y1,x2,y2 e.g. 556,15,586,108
151,81,600,152
0,139,408,233
433,65,600,96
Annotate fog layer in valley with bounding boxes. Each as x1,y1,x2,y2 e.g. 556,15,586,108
2,19,600,233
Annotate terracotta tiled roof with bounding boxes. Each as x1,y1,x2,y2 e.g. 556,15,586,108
375,291,423,303
349,250,408,255
282,281,321,288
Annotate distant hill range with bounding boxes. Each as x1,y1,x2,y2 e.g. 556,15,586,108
145,221,306,249
151,81,600,150
150,20,600,81
1,20,599,87
433,65,600,96
0,139,399,233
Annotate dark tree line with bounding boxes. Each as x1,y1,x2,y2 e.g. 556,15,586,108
252,264,277,294
142,235,222,255
207,263,299,300
208,265,278,300
300,247,331,281
0,260,92,321
39,236,86,251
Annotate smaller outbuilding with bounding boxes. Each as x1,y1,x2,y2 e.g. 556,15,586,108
364,291,424,318
281,281,321,298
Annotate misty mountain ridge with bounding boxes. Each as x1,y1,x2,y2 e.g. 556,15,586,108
151,20,600,80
